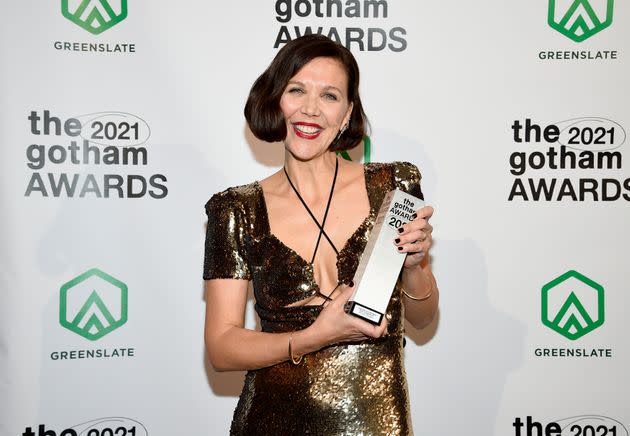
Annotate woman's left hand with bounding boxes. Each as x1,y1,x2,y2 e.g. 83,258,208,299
394,205,434,269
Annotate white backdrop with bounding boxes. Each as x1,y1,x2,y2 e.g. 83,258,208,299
1,1,628,435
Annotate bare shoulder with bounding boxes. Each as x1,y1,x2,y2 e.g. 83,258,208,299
257,169,285,197
338,159,366,186
340,160,365,172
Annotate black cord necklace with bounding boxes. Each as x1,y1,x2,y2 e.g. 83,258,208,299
283,157,340,264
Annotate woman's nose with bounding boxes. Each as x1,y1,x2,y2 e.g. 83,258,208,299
300,94,320,116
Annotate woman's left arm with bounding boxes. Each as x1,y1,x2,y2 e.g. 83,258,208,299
395,205,439,329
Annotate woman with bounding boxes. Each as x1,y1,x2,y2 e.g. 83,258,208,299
203,34,438,435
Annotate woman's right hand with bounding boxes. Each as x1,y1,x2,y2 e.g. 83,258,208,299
308,284,388,347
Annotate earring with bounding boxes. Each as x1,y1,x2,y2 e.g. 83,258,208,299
333,124,347,143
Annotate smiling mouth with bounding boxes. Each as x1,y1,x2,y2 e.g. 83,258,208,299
292,122,323,139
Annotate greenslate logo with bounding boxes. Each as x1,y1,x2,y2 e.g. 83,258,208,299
548,0,614,42
62,0,128,35
60,268,128,340
541,270,604,340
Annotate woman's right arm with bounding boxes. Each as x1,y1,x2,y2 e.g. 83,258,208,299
204,279,387,372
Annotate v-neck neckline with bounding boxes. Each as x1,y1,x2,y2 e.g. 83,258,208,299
255,163,374,273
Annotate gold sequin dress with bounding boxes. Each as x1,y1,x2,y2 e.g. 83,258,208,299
203,162,423,435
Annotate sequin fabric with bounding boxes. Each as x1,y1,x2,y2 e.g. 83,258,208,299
204,162,423,435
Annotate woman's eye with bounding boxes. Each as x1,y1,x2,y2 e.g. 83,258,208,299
288,87,304,94
323,93,338,101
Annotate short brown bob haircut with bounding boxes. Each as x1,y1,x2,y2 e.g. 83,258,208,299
244,34,368,152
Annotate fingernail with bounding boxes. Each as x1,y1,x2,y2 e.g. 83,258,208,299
398,227,404,234
394,238,400,244
397,246,403,251
411,213,417,219
349,280,354,287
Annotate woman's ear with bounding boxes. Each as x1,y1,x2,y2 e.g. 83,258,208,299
342,102,354,129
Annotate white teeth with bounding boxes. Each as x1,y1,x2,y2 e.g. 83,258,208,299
294,125,321,134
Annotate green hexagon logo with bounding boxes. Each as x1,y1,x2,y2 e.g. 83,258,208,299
62,0,128,35
548,0,614,43
60,268,128,341
541,270,604,340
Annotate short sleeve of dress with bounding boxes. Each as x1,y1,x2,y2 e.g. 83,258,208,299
392,161,424,200
203,190,251,281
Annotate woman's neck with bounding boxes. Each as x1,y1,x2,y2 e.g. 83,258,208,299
283,151,339,198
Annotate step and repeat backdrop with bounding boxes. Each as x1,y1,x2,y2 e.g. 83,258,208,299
1,1,628,435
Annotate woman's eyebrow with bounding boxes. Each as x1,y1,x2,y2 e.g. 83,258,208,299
322,85,342,93
286,81,342,94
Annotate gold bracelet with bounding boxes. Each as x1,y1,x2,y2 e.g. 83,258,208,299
402,285,433,302
288,334,303,365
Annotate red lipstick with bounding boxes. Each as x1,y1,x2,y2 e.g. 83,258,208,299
292,122,323,140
